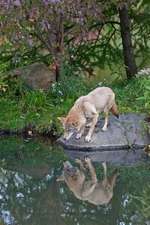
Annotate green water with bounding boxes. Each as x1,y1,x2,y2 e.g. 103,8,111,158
0,137,150,225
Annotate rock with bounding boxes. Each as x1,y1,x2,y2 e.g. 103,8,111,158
64,148,148,166
10,62,56,90
58,113,150,151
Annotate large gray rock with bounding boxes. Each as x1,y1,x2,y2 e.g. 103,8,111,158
58,113,150,151
64,148,149,166
10,62,56,90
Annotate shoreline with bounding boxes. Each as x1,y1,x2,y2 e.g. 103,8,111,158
0,127,58,140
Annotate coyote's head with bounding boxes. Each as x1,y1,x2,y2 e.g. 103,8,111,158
58,115,80,140
63,161,81,181
57,161,85,187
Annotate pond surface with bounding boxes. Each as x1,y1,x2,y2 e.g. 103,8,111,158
0,137,150,225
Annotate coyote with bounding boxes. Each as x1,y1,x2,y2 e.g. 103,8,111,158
57,157,118,205
58,87,119,142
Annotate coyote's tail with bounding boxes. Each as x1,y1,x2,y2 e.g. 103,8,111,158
110,102,119,118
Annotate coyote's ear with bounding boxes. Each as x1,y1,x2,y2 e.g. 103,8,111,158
57,116,66,125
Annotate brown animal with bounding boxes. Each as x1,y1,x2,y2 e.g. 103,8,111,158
58,87,119,142
57,157,118,205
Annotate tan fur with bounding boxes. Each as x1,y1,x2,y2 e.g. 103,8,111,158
59,87,119,142
57,158,118,205
110,102,119,117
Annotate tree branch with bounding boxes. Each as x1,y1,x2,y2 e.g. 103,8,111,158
90,20,120,29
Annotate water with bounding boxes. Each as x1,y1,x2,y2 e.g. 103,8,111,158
0,137,150,225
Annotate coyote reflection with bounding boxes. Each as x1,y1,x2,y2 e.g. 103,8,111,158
57,158,118,205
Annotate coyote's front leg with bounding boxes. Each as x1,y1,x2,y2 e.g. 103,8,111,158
76,125,86,139
85,113,99,142
102,112,109,131
85,157,97,183
75,159,86,171
81,157,97,199
76,120,86,139
102,162,108,187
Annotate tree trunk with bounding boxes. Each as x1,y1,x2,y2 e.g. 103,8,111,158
55,62,60,82
118,3,137,79
54,53,62,82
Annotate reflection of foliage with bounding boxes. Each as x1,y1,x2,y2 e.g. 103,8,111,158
58,163,150,225
0,168,64,225
0,137,67,169
0,137,150,225
133,185,150,220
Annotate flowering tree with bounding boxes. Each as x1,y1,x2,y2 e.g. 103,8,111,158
1,0,149,80
0,0,104,80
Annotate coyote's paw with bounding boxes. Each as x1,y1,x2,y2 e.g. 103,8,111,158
102,161,106,167
85,135,91,142
84,156,91,163
86,122,92,128
75,158,82,164
102,126,107,131
76,133,82,139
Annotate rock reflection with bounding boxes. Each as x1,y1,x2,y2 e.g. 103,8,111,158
57,157,119,205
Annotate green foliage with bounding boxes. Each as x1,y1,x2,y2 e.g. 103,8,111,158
49,76,88,103
0,67,89,134
131,0,150,68
0,0,149,80
0,67,149,136
0,98,24,130
112,77,150,113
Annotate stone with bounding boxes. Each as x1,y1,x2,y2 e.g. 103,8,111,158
64,148,149,166
10,62,56,90
58,113,150,151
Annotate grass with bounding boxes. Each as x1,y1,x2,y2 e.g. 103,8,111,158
0,69,150,136
112,77,150,113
